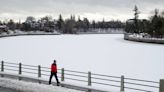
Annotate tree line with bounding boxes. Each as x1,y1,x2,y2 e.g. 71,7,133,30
125,6,164,38
0,15,125,34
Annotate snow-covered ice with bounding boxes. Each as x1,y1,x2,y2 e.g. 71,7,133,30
0,34,163,91
0,77,84,92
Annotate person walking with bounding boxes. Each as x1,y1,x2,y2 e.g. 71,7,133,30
49,60,60,86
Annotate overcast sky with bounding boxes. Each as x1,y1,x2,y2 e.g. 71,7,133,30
0,0,164,22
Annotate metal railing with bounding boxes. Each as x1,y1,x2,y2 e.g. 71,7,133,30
0,61,160,92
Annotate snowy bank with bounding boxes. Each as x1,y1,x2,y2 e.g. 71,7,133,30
124,33,164,44
0,30,60,38
0,77,84,92
0,72,113,92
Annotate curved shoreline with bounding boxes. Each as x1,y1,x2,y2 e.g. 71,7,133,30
124,34,164,44
0,33,60,38
1,33,164,44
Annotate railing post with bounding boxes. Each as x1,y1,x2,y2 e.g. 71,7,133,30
88,71,91,86
160,79,164,92
88,71,92,92
1,61,4,77
18,63,22,80
61,68,64,81
121,75,125,92
19,63,22,75
38,65,41,83
1,61,4,72
38,65,41,78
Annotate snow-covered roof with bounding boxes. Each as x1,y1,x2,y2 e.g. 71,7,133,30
0,25,7,28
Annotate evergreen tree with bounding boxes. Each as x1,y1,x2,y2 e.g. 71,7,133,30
83,18,90,32
7,19,16,31
57,14,64,33
21,22,31,31
0,21,2,25
133,5,140,33
64,15,76,34
76,16,83,29
91,20,96,29
151,9,163,37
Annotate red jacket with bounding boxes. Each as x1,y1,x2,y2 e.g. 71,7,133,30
51,64,57,73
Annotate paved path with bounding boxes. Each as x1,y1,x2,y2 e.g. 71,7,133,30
0,87,18,92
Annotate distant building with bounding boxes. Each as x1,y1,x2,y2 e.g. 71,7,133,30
0,25,8,33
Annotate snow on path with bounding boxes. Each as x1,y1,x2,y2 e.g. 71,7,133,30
0,77,84,92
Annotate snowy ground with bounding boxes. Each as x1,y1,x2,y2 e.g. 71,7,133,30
128,33,164,40
0,30,60,36
0,34,163,91
0,77,84,92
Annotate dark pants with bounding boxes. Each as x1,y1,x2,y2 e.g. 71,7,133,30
49,72,59,85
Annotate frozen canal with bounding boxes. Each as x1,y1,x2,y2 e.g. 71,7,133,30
0,34,163,91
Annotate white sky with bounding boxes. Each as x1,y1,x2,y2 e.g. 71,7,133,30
0,0,164,22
